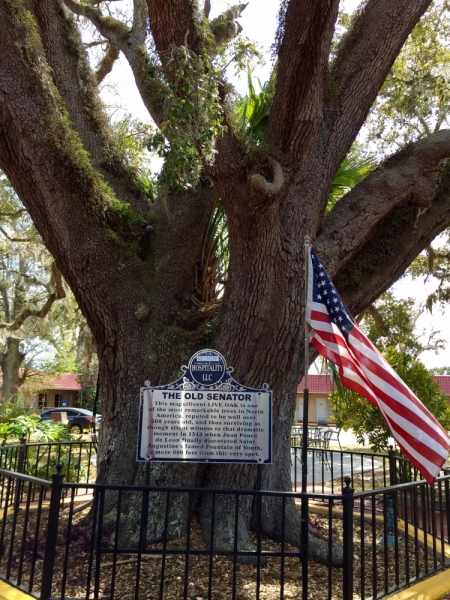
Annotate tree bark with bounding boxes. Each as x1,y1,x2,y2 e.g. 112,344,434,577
0,338,25,400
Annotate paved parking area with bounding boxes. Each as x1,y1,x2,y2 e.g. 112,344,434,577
290,448,382,492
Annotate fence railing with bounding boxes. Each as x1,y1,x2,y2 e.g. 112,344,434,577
291,445,393,493
0,438,97,508
0,442,448,600
24,440,97,491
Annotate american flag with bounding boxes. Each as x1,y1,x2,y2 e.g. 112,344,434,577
306,247,450,484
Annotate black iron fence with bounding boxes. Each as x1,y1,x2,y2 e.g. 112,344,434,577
290,445,426,494
0,438,97,505
0,441,448,600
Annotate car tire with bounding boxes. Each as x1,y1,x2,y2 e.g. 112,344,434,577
70,424,83,434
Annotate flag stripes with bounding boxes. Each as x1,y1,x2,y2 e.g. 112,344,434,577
306,247,449,484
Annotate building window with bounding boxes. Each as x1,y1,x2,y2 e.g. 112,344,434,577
54,394,61,408
38,393,48,409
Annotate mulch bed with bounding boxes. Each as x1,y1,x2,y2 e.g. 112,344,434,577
0,499,440,600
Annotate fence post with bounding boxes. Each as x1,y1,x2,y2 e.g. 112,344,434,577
388,446,397,487
40,463,64,600
388,445,399,530
13,433,27,508
342,476,354,600
17,433,27,474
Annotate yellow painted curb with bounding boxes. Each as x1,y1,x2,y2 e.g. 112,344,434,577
396,519,450,560
307,503,450,599
0,580,33,599
308,503,450,559
386,569,450,600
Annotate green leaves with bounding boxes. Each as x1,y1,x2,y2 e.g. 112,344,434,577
235,69,271,143
327,152,374,210
5,413,71,443
359,292,424,357
408,234,450,313
194,198,229,305
146,46,227,192
366,2,450,155
331,352,450,452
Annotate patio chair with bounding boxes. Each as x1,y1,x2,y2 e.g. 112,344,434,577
327,427,342,450
291,425,302,448
307,426,324,457
321,429,333,466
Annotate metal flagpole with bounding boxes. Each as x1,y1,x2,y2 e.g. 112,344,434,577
301,235,311,600
301,235,311,494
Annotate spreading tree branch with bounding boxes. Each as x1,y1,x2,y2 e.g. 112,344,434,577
0,1,147,293
63,0,131,45
332,185,450,317
0,226,31,243
84,39,108,48
96,43,120,84
358,305,389,333
0,0,214,343
0,262,66,333
315,129,450,276
64,0,166,126
267,0,340,158
0,210,27,219
1,269,51,291
325,0,433,171
30,0,149,214
0,292,61,332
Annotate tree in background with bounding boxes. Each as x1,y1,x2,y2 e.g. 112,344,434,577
365,1,450,155
407,233,450,312
0,176,96,403
362,1,450,317
0,177,67,399
433,366,450,374
2,0,450,563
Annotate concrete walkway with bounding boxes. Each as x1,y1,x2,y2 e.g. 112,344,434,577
290,447,382,492
290,427,384,492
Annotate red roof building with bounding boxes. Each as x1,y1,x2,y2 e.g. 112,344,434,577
45,373,82,391
435,375,450,397
32,373,82,411
295,373,450,424
297,375,334,394
2,372,83,412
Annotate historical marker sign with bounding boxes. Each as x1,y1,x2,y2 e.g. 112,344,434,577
137,349,272,464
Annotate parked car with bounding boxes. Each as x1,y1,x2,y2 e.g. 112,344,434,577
40,408,101,434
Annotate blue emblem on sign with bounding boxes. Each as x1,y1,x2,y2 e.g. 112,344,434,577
189,349,227,386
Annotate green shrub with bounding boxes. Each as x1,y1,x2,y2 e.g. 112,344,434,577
0,400,34,424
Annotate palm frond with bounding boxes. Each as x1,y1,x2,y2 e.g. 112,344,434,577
236,69,271,143
194,198,229,306
328,155,375,210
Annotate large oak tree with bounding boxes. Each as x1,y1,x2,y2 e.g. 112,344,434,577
1,0,450,564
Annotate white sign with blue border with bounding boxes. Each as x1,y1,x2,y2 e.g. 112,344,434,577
137,349,272,464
